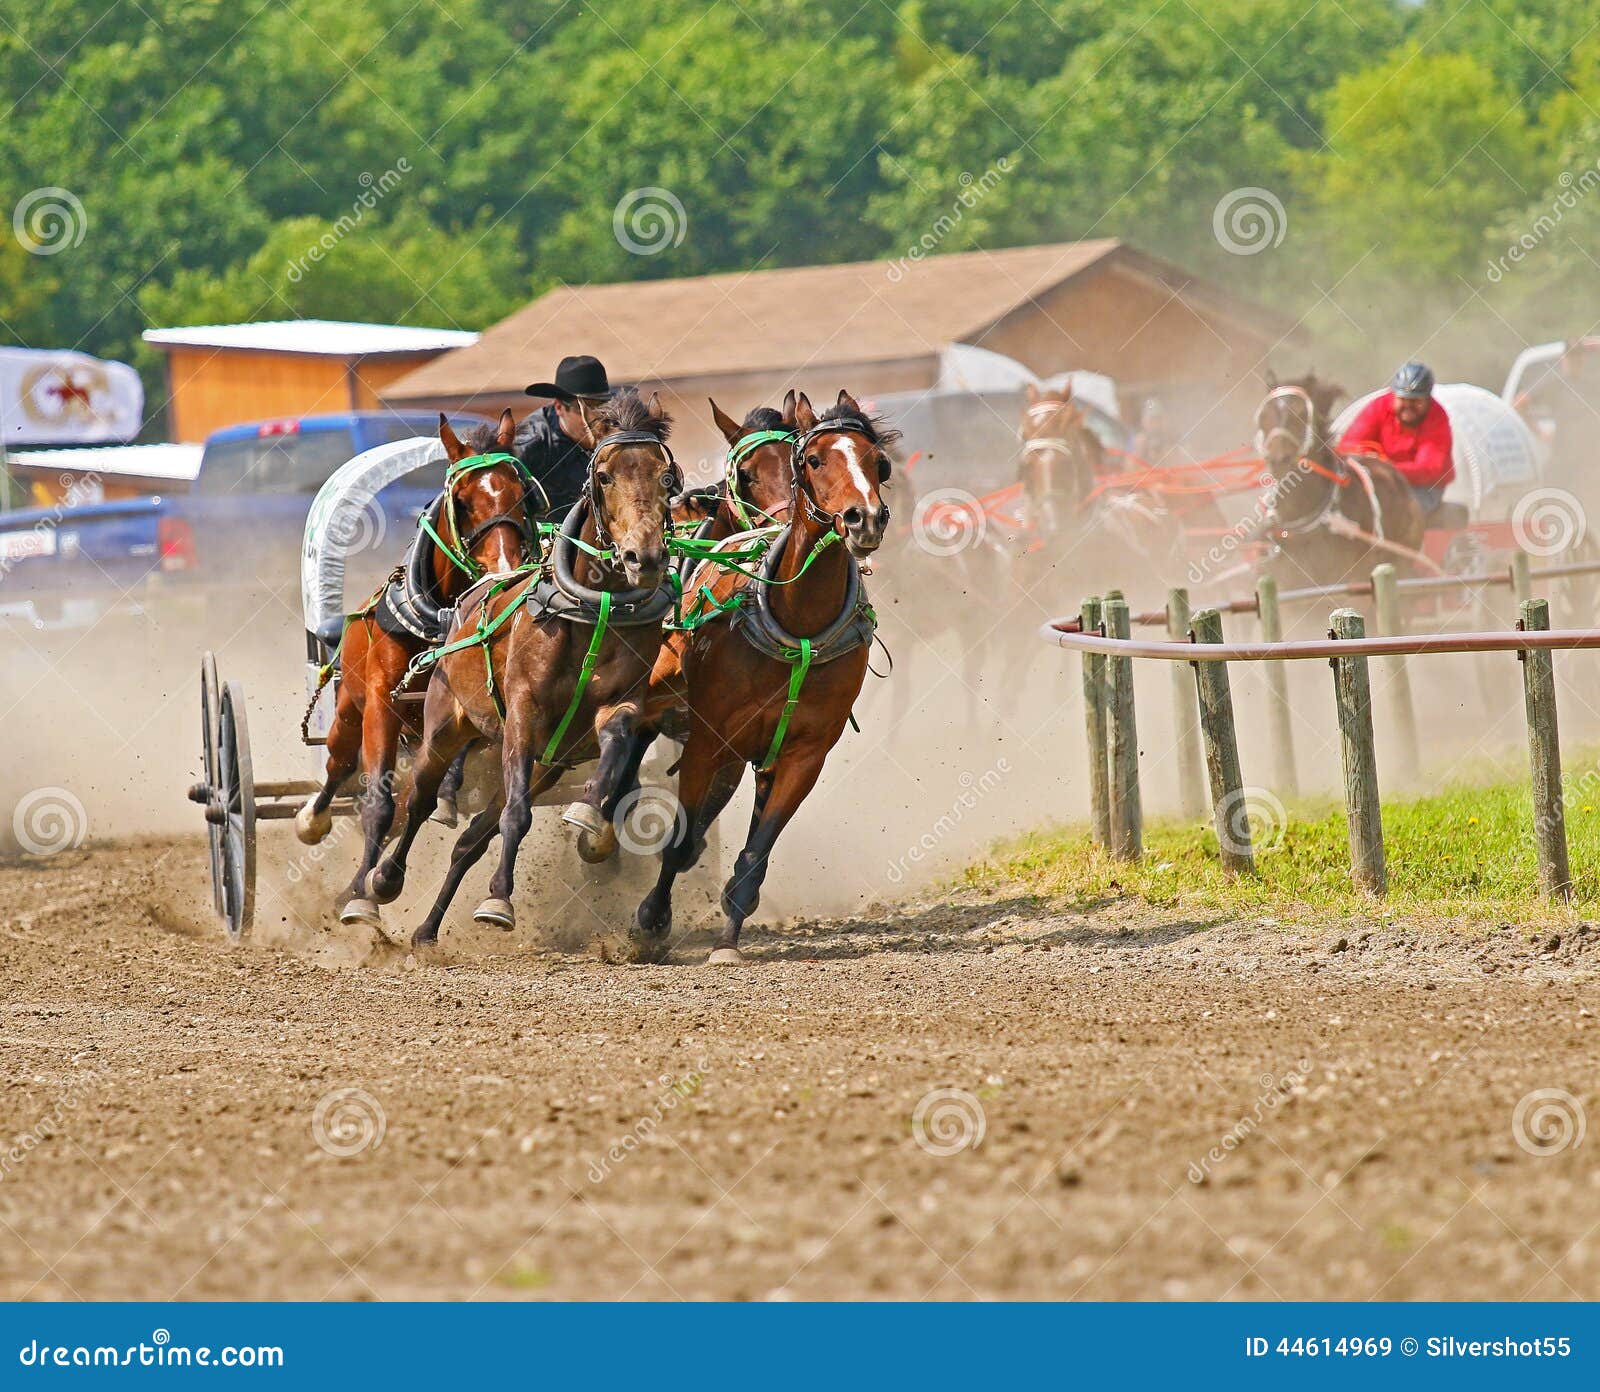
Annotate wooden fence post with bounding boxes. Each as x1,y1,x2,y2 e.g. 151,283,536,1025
1329,608,1386,895
1166,587,1206,820
1254,574,1298,799
1511,550,1533,606
1520,597,1572,900
1190,608,1253,875
1103,597,1143,860
1080,596,1111,847
1371,563,1420,782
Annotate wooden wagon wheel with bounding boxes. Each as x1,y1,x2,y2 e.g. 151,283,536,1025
199,652,225,923
213,680,257,941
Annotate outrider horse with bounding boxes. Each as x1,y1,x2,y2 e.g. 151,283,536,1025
1016,382,1184,589
295,412,540,924
625,390,892,964
368,389,680,945
1254,371,1424,588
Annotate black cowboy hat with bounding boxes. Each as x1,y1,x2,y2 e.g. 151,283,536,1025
524,355,612,403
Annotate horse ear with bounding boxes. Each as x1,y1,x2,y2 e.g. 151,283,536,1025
1316,381,1346,417
1060,380,1073,403
1025,382,1039,404
439,413,464,461
646,391,665,422
496,409,516,450
709,398,742,446
781,389,797,427
1263,369,1279,390
794,392,817,432
836,388,861,415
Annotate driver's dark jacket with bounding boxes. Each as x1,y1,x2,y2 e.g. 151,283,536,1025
514,404,591,520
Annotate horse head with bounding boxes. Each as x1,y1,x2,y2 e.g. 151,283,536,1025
583,388,678,590
791,389,896,559
436,410,535,585
710,390,798,527
1019,381,1104,533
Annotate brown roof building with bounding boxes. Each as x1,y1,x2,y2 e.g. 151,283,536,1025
384,240,1301,469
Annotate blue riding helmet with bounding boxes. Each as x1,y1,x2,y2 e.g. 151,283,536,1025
1392,360,1435,400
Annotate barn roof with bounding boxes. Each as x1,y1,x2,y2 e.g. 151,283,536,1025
384,240,1296,402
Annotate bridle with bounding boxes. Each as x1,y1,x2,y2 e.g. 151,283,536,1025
584,426,682,567
1019,400,1091,503
1254,384,1317,462
423,451,549,581
725,428,795,530
788,415,889,534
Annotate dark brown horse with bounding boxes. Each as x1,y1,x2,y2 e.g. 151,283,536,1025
366,389,680,945
1255,371,1424,587
295,412,538,924
625,390,892,965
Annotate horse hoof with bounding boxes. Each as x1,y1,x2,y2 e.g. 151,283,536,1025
295,802,332,845
364,866,402,906
473,897,515,931
600,931,671,965
707,946,746,966
340,897,381,926
561,800,607,837
410,925,439,948
577,823,618,864
430,798,459,829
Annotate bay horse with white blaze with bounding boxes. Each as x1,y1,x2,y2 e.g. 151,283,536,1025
626,390,892,965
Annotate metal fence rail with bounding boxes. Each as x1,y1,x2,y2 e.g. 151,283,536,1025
1048,591,1581,903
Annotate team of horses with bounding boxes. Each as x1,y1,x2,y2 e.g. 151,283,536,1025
292,370,1413,961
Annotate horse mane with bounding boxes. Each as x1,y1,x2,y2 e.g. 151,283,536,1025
458,420,505,455
815,401,902,450
595,387,672,440
741,405,787,434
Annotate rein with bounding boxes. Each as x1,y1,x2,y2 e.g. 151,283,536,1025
417,452,549,582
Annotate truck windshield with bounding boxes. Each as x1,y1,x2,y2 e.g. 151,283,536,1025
196,429,358,496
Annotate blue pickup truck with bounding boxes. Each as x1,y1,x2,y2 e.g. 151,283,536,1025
0,410,487,628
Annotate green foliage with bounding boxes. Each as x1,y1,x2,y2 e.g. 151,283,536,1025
1,0,1591,406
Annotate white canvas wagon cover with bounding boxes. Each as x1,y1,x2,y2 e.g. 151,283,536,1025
300,436,444,644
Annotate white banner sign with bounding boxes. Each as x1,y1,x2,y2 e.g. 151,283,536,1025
0,347,143,446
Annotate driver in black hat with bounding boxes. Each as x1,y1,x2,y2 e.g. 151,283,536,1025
515,354,613,520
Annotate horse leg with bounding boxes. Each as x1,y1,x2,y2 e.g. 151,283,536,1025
710,749,826,965
473,721,552,931
338,696,404,925
431,742,474,828
296,686,361,845
369,716,468,905
630,739,743,957
560,701,642,863
410,793,502,947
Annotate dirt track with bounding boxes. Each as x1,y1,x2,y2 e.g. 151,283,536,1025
2,835,1597,1301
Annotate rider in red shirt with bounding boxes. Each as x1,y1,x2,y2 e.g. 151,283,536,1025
1337,361,1455,514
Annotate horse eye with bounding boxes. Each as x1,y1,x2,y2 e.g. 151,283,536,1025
806,453,822,468
596,471,612,486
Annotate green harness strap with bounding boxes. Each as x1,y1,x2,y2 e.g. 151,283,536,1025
543,590,612,765
725,430,794,530
419,452,534,581
761,637,812,771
